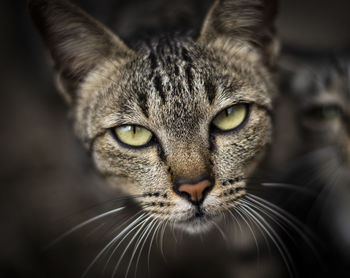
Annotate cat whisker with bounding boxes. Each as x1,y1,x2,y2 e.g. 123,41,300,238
128,218,157,277
54,193,143,226
82,212,147,278
211,220,228,243
245,194,321,264
234,207,260,257
241,199,299,247
159,219,169,262
170,219,178,244
259,182,318,197
147,220,163,274
223,205,243,235
239,204,296,278
246,194,317,245
45,206,126,251
102,210,146,274
236,204,272,254
105,214,150,276
118,216,153,278
134,218,158,278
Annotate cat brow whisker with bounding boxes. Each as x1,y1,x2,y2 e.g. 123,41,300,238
45,206,126,250
82,212,147,278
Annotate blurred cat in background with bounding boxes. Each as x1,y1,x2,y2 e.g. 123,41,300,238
272,48,350,276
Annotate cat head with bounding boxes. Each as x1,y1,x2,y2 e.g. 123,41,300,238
29,0,278,233
279,51,350,167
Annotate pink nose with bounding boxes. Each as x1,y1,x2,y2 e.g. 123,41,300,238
175,178,213,205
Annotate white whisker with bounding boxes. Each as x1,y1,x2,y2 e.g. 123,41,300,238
211,220,228,243
235,207,260,257
102,211,145,273
147,220,163,274
159,220,169,262
134,218,158,278
240,204,295,278
45,207,125,250
121,216,153,278
246,194,321,264
81,212,146,278
261,182,317,196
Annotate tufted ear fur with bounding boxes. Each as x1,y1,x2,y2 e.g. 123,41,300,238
28,0,134,104
198,0,279,67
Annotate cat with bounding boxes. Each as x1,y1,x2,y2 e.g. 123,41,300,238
271,48,350,277
27,0,295,277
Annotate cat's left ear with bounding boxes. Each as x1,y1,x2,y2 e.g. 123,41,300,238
198,0,279,67
28,0,134,104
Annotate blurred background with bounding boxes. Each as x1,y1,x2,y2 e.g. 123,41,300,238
0,0,349,277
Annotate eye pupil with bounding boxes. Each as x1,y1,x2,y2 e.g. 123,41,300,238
114,125,153,147
225,107,233,117
212,104,249,132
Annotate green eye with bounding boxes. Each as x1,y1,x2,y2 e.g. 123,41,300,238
114,125,153,147
305,105,342,121
212,104,248,131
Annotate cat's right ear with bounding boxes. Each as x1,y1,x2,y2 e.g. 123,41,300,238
198,0,279,67
28,0,134,104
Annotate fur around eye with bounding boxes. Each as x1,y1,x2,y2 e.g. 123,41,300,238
113,125,153,147
212,104,249,132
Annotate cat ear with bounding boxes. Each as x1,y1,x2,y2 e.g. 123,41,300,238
198,0,279,66
28,0,134,104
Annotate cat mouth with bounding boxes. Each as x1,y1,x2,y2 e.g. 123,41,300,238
175,211,216,233
175,207,218,231
186,209,206,222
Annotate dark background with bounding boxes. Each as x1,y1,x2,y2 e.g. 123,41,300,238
0,0,349,277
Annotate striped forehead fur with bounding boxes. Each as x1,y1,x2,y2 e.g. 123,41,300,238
75,36,274,146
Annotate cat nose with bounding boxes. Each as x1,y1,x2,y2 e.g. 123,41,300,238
173,175,214,205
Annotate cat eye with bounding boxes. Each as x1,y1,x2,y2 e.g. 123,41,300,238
304,105,343,122
113,125,153,147
212,104,249,132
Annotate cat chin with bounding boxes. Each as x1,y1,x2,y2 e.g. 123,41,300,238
173,216,217,234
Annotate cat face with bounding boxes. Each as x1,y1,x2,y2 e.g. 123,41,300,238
29,0,278,233
279,53,350,167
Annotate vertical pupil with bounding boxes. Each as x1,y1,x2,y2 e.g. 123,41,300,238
225,107,233,117
131,125,137,138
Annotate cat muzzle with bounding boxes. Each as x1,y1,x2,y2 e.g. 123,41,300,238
173,175,214,206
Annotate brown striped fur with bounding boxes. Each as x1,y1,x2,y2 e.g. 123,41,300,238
29,0,278,233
